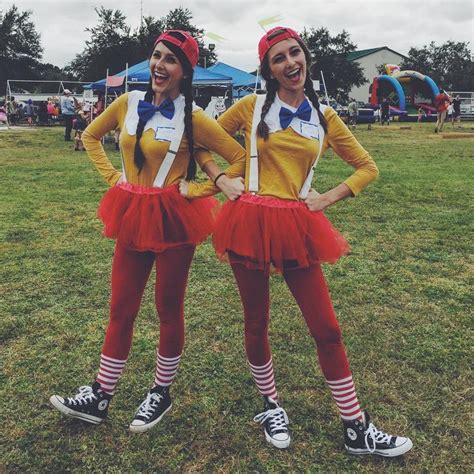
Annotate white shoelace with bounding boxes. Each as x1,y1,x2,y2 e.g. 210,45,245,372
254,407,289,434
66,386,97,406
135,392,164,420
365,422,392,453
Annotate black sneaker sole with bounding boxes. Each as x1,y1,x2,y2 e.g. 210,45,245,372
345,438,413,457
49,396,105,425
129,403,172,433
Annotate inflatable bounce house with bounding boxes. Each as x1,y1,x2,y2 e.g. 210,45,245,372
369,64,440,121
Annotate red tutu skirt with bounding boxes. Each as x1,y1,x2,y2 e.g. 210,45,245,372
213,193,350,272
97,183,219,252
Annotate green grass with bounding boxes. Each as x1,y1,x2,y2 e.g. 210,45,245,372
1,123,472,472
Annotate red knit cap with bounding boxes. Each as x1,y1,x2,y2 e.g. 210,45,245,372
258,26,302,63
154,30,199,68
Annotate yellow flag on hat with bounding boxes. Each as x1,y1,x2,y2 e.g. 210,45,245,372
257,14,283,30
205,32,227,42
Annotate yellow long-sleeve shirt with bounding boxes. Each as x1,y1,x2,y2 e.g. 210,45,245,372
193,94,379,200
81,92,246,197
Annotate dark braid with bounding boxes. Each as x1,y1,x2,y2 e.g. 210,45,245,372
134,79,154,172
257,53,279,140
256,79,278,140
181,73,196,180
304,75,327,133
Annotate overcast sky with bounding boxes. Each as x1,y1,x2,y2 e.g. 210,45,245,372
2,0,473,71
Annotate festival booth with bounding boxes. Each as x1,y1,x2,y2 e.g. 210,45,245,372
84,61,233,116
207,62,261,98
369,64,440,121
84,60,232,92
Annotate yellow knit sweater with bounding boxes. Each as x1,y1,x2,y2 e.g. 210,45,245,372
193,94,379,200
81,92,246,198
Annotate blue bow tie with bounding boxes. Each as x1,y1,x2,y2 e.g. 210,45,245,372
137,98,175,123
279,99,312,129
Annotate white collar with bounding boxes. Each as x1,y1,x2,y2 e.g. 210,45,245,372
264,92,324,140
275,93,300,112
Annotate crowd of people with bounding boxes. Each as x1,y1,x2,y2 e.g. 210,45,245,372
0,91,104,130
1,91,109,151
2,96,61,126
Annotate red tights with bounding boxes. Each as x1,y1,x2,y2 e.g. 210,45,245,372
101,243,195,360
231,263,351,381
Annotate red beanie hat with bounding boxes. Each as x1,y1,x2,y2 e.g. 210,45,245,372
258,26,302,63
154,30,199,68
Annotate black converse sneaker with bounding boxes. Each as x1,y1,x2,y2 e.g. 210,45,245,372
49,382,111,424
253,396,290,449
129,385,172,433
343,411,413,457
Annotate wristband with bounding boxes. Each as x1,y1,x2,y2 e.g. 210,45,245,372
214,172,226,186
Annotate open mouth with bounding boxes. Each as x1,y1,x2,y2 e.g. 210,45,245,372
285,68,302,83
153,70,169,86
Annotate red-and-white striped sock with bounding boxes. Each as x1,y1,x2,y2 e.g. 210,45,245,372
154,352,181,387
249,358,278,401
96,354,127,395
326,375,363,421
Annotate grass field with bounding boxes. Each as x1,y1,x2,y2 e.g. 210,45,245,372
1,123,472,472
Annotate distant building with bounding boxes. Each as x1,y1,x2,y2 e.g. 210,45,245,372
347,47,408,103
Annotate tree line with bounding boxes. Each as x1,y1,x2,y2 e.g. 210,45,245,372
1,4,472,102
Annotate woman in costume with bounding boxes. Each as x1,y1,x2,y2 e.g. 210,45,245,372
50,30,245,433
187,27,412,457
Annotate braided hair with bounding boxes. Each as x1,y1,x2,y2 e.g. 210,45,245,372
180,73,196,180
257,31,327,140
133,80,154,171
256,78,278,139
134,32,196,180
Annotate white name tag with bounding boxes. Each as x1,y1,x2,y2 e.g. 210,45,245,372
155,126,175,142
300,121,319,140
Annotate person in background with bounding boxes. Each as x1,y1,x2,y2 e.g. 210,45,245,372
38,101,49,126
347,98,358,129
446,101,454,123
6,97,18,125
451,95,462,128
0,100,11,128
60,89,75,141
16,103,25,122
74,107,89,151
434,89,450,133
380,98,390,126
53,101,60,122
25,99,35,126
417,106,426,123
47,99,56,123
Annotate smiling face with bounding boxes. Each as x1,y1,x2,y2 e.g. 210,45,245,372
149,41,184,100
267,38,307,94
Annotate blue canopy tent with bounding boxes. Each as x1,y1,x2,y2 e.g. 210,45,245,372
84,61,232,91
207,62,260,98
